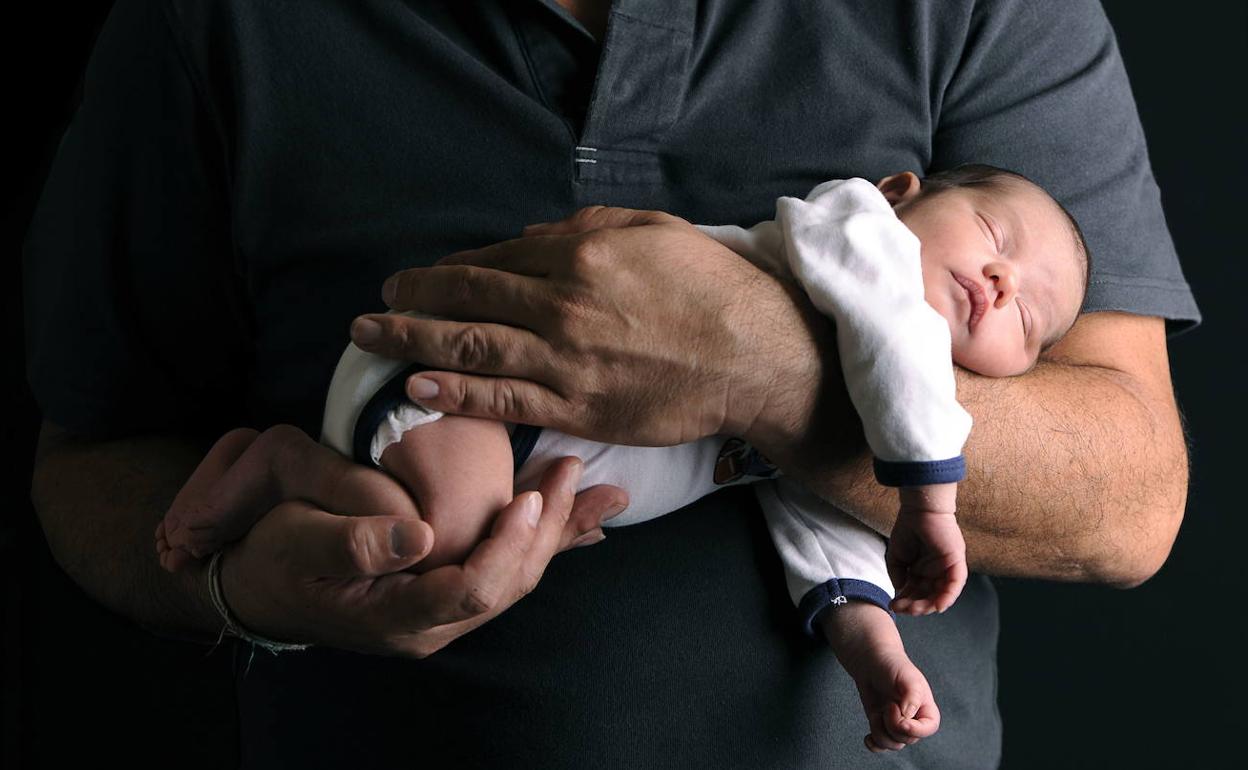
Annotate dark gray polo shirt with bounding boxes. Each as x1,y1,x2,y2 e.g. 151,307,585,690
23,1,1200,767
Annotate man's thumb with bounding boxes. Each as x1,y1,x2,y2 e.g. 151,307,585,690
286,504,435,578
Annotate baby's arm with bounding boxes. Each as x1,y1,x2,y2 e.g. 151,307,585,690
887,483,966,615
757,477,940,752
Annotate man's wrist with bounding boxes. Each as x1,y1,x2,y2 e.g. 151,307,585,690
208,549,311,653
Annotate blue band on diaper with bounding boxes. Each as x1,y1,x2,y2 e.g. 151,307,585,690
353,362,429,468
873,456,966,487
510,424,543,469
797,577,895,639
352,361,544,470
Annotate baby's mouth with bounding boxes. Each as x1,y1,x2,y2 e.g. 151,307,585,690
953,273,987,332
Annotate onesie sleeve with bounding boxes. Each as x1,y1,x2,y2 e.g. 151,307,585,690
773,179,974,487
22,0,251,442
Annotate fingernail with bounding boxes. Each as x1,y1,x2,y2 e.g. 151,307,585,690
391,521,425,558
383,276,398,306
523,493,542,528
602,502,627,522
408,377,439,400
352,317,381,346
570,530,606,549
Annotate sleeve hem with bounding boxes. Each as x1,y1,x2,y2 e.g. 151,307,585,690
798,578,895,640
873,456,966,487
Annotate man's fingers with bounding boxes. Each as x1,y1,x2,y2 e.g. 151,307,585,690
379,263,555,331
351,313,559,382
512,458,584,595
279,500,434,578
403,370,569,427
430,235,565,273
369,489,545,631
364,460,597,646
558,483,629,551
519,205,681,237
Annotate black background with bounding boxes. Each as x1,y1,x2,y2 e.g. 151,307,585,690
4,3,1243,767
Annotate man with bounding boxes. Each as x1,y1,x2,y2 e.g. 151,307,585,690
26,1,1197,766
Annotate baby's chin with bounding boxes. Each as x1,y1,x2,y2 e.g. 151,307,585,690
951,348,1034,378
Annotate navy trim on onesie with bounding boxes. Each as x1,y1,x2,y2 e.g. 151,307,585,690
798,578,896,640
873,456,966,487
353,362,430,468
352,360,543,470
509,424,543,469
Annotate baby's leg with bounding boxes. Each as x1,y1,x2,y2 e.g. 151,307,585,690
818,604,940,753
513,431,772,528
378,414,512,572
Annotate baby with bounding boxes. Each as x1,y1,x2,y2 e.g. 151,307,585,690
157,164,1089,754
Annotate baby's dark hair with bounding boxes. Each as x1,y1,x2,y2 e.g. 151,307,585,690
918,163,1091,351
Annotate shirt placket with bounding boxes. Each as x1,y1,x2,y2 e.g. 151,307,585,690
527,0,696,207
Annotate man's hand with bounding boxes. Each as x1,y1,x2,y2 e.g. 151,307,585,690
218,449,610,657
346,206,833,456
156,424,624,656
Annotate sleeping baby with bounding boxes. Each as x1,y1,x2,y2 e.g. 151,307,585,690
157,163,1089,754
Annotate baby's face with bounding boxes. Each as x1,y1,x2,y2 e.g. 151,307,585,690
885,175,1085,376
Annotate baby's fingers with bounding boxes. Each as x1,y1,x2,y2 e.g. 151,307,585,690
931,560,969,612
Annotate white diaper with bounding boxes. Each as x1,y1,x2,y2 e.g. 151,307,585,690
369,400,444,465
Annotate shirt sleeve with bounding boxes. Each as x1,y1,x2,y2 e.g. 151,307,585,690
22,0,252,441
930,0,1200,333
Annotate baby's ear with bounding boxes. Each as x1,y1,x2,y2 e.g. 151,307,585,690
877,172,921,206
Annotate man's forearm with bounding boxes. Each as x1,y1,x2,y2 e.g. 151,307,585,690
747,313,1189,588
31,427,224,643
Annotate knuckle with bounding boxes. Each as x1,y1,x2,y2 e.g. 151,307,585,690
460,583,497,617
341,518,380,572
492,380,528,422
448,266,476,306
516,568,542,599
572,205,607,229
570,232,609,270
451,325,497,371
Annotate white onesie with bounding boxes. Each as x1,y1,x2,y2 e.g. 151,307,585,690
320,178,973,636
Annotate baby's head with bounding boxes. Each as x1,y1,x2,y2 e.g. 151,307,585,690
879,164,1090,377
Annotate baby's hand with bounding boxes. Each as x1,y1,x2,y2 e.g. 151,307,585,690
886,483,967,616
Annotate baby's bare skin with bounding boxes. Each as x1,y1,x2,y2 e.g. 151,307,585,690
819,602,940,753
156,414,513,574
376,414,512,572
157,413,945,753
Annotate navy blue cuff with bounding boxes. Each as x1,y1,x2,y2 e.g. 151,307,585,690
351,361,544,469
873,456,966,487
797,578,895,639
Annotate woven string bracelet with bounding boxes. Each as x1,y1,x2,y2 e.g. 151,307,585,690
207,549,311,654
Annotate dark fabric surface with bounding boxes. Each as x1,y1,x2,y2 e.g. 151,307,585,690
21,1,1199,767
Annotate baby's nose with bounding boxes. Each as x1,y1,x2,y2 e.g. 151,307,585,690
983,262,1018,308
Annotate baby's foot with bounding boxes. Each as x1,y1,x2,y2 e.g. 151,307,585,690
156,428,266,572
819,602,940,753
